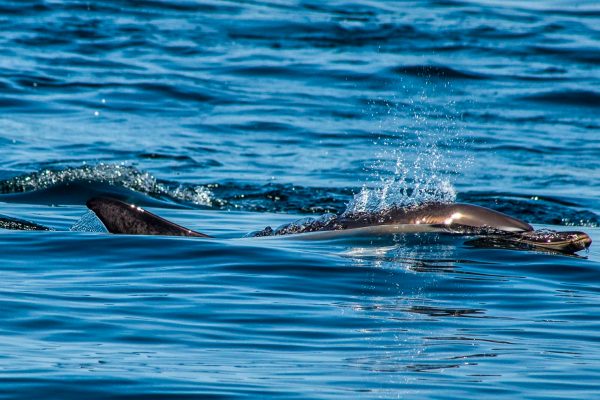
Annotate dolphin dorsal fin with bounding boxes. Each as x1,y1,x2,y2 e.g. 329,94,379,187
86,197,211,238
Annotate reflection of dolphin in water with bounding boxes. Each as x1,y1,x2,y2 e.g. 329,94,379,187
86,197,592,254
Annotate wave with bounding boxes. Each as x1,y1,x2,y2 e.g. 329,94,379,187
459,192,600,228
0,164,212,207
521,90,600,107
392,65,487,80
0,164,352,213
0,164,597,228
227,20,420,48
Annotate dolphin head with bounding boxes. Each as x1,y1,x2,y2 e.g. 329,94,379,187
516,229,592,253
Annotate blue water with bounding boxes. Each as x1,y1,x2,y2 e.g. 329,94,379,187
0,1,599,398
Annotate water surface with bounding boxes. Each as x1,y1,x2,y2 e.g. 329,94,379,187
0,1,599,398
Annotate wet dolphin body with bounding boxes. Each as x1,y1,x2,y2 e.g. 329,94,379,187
86,197,209,238
86,197,592,254
0,214,50,231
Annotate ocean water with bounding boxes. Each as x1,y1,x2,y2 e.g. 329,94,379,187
0,0,599,398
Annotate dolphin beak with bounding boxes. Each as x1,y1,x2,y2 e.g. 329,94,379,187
496,230,592,254
579,232,593,250
544,231,592,253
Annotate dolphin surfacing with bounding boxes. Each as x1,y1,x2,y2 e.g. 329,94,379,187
86,197,210,238
85,197,591,254
304,203,533,233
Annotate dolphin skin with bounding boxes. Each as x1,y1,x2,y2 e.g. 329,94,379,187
86,197,592,254
0,214,50,231
86,197,209,238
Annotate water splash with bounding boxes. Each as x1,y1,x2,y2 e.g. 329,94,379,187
0,164,356,213
346,88,468,215
70,210,108,233
345,157,457,214
0,163,213,206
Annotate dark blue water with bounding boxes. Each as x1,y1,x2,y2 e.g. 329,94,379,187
0,1,599,398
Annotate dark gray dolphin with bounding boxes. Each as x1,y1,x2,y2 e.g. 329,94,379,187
0,214,50,231
85,197,592,253
86,197,209,238
322,202,533,232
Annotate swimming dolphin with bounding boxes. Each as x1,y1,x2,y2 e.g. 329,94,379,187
85,197,592,254
0,214,50,231
86,197,209,238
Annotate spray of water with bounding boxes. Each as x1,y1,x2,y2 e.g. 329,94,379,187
70,210,108,233
0,163,213,206
345,84,469,215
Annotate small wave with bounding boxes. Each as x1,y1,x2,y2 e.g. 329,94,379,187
520,90,600,107
458,192,600,228
528,44,600,63
0,164,353,213
0,96,34,109
136,153,223,167
135,82,217,104
392,65,486,80
208,182,352,213
0,164,213,207
227,21,419,48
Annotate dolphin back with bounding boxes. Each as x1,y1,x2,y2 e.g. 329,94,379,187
340,203,534,233
86,197,210,238
424,203,534,232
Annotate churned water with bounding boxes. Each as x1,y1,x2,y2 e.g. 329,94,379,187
0,1,599,399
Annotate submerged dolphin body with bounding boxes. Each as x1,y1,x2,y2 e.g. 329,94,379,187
0,214,50,231
86,197,592,254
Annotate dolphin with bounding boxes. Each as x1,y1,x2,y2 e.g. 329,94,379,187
86,197,209,238
85,197,592,254
0,214,51,231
